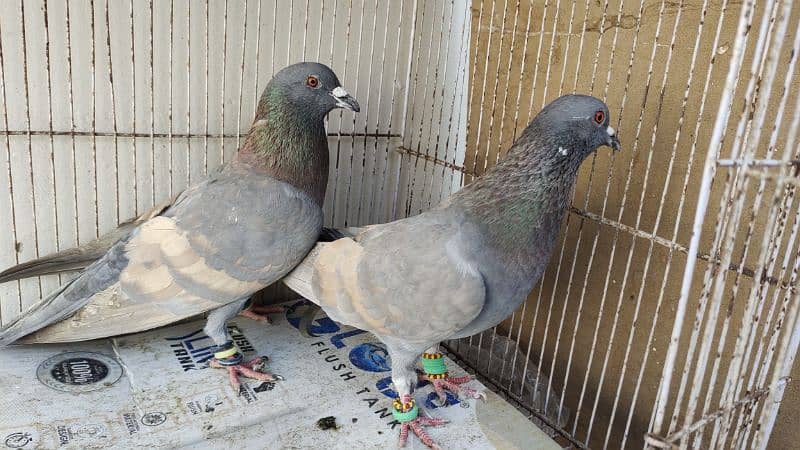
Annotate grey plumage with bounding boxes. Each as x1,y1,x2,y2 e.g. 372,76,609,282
0,62,359,347
283,94,620,446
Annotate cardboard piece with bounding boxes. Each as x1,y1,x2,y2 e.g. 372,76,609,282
0,300,559,449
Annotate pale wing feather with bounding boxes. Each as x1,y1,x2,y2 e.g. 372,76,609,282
309,212,486,345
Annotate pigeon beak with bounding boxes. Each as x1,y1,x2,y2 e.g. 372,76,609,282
606,126,620,152
331,86,360,112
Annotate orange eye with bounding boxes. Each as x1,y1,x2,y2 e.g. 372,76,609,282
594,110,605,124
306,75,320,88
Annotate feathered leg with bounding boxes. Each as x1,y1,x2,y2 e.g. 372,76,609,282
204,299,283,394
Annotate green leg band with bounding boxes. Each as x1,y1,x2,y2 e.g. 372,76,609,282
392,401,419,423
421,353,448,375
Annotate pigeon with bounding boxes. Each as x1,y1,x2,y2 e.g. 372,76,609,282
0,62,360,392
282,94,620,448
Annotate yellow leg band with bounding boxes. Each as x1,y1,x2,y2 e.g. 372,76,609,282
214,346,239,359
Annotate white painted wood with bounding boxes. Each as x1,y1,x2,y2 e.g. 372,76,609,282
0,0,470,325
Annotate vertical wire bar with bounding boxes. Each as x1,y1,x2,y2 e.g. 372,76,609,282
150,0,157,200
466,0,497,178
538,0,563,105
330,0,353,226
203,0,209,176
521,0,549,125
410,0,452,216
287,0,293,63
166,1,173,196
65,0,80,249
236,0,249,150
443,1,471,205
0,10,22,318
442,3,470,202
220,0,228,163
19,0,43,300
620,0,731,444
251,0,263,119
354,0,382,225
41,0,61,271
105,0,120,220
342,0,366,225
130,0,138,209
363,0,392,225
315,0,325,62
375,0,407,224
185,0,191,185
389,0,420,221
302,0,309,60
649,0,757,435
401,0,441,218
463,0,486,187
555,0,580,95
477,0,510,170
272,0,278,74
570,0,597,94
419,0,458,214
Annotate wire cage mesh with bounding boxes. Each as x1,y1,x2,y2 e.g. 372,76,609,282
1,0,799,449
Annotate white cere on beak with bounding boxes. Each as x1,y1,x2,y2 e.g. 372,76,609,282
331,86,355,110
558,146,569,156
606,126,616,137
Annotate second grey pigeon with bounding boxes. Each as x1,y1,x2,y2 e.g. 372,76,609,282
283,94,620,448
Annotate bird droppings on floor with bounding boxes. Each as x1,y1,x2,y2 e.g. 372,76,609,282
0,301,557,449
316,416,338,431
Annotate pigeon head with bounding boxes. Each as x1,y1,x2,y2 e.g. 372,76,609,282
262,62,360,119
533,94,620,161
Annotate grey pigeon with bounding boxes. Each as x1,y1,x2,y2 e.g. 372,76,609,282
0,62,360,391
283,94,620,449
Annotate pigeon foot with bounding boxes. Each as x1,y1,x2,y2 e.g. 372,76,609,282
209,355,283,394
394,396,447,449
238,304,285,324
418,351,486,405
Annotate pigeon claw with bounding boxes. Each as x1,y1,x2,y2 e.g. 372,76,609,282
238,304,286,324
419,373,485,405
208,356,282,393
399,416,447,450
